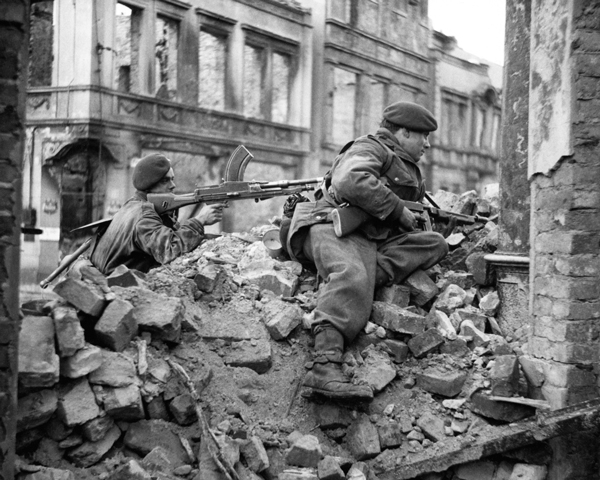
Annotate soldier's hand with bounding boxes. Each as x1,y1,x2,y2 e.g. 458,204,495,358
196,202,227,226
398,207,417,231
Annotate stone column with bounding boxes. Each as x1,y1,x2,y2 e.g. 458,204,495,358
498,0,531,254
0,1,28,479
485,0,532,344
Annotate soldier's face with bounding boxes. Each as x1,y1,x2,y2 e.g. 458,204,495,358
398,129,430,162
148,168,176,194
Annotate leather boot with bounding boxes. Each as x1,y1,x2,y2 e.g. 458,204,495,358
303,326,373,401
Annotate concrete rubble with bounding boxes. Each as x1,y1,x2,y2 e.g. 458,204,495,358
14,188,562,479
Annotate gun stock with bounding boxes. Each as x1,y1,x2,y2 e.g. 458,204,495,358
40,237,93,289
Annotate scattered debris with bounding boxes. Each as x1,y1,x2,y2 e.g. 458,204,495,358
17,188,590,479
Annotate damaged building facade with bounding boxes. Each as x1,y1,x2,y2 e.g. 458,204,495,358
3,0,600,479
21,0,502,287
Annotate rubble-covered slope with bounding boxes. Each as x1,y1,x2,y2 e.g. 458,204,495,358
16,190,554,480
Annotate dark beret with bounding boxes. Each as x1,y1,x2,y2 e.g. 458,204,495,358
383,101,438,132
133,154,171,191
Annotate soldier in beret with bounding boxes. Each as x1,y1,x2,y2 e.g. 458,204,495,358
89,153,225,275
283,101,449,401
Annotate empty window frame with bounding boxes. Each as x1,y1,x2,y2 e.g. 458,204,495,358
243,30,298,123
330,0,351,22
155,14,179,100
332,66,358,144
29,1,54,87
366,78,387,131
357,0,380,35
441,92,469,147
198,28,228,110
115,2,142,94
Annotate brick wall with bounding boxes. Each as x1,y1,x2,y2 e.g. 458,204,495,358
0,1,27,479
530,2,600,409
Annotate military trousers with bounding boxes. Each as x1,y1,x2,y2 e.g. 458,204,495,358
303,223,448,343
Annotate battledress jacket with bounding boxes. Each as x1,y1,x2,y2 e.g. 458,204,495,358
285,127,426,265
90,191,205,275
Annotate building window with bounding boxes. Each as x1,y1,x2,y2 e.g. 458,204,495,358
358,0,380,35
272,52,292,123
490,111,501,151
243,43,267,119
242,30,298,123
441,93,468,147
332,67,357,144
115,3,142,94
472,107,486,148
155,15,179,100
366,78,386,132
330,0,351,22
199,29,227,110
29,1,54,87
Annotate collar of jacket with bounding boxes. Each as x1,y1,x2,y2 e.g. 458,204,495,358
133,190,148,201
374,128,420,166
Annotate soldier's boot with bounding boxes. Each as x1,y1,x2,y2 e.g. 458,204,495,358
303,326,373,402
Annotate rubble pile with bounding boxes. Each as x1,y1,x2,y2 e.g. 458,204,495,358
16,188,550,480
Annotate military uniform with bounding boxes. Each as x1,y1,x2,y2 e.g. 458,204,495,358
90,191,206,275
286,128,448,343
284,102,448,401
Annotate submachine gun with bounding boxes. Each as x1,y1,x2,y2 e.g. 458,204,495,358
330,195,489,238
39,145,322,289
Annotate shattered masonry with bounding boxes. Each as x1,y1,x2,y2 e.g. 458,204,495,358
16,188,581,480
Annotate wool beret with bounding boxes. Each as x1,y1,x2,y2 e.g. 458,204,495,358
133,154,172,191
383,101,438,132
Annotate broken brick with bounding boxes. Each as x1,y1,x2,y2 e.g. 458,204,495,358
194,264,223,293
383,338,409,363
403,269,439,306
317,456,345,480
354,346,396,393
345,417,381,461
370,301,426,335
407,329,445,358
107,265,147,288
67,424,121,467
17,389,58,432
490,355,520,397
434,284,467,314
314,403,353,429
52,306,85,357
18,316,60,389
60,344,103,379
223,338,272,374
93,384,145,421
286,434,323,468
88,351,137,387
262,300,303,340
470,391,535,423
57,378,101,427
53,277,107,317
460,320,490,348
417,367,468,397
377,422,403,449
240,435,270,472
416,412,446,442
94,298,137,352
375,284,411,308
168,394,197,426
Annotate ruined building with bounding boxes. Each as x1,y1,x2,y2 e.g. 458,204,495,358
4,0,600,479
21,0,502,288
